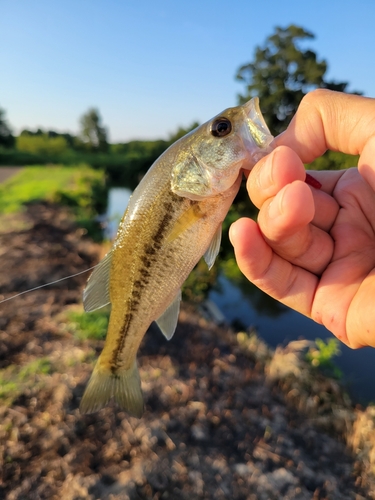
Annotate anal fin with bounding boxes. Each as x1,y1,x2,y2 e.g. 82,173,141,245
155,290,181,340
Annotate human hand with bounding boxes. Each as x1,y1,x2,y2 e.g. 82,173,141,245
229,89,375,349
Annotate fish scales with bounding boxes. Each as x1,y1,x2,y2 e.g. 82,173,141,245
80,97,274,417
105,175,239,372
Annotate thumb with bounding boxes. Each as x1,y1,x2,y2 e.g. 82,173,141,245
275,89,375,164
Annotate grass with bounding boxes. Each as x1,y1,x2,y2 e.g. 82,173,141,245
65,309,110,341
306,338,343,379
0,164,107,240
0,358,53,405
0,165,87,213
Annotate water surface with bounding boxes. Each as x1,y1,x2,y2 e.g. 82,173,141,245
210,274,375,403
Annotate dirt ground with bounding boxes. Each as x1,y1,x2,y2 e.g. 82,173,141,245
0,202,374,499
0,167,23,184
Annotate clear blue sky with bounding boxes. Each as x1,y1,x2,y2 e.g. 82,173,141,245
1,0,375,142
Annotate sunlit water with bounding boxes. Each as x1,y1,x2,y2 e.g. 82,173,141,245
108,188,375,404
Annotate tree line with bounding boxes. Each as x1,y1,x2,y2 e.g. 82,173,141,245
0,106,112,153
0,24,361,185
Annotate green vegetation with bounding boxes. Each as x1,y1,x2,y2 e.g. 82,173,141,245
17,134,70,155
1,24,361,180
0,106,15,148
306,338,343,379
182,260,219,303
0,120,198,190
65,309,109,340
79,107,108,152
1,25,360,199
309,150,359,171
0,24,362,300
236,24,358,135
0,165,104,214
233,23,361,177
0,358,53,405
0,165,107,240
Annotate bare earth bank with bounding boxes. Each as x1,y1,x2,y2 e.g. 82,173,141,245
0,203,374,500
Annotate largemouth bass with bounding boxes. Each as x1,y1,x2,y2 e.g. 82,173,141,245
80,98,273,416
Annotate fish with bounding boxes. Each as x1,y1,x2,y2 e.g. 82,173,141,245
79,97,274,417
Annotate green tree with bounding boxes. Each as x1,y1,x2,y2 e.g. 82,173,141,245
236,25,355,135
79,108,108,152
167,121,199,143
0,107,15,148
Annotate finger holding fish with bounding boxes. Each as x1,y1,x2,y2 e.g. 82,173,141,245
256,180,335,276
248,146,339,230
239,145,339,275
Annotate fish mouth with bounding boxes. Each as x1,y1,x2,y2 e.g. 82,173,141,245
240,97,274,169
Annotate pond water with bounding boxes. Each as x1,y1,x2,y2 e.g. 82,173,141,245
210,275,375,403
104,188,132,240
107,188,375,404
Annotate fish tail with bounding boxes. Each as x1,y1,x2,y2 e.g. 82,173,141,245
79,359,144,417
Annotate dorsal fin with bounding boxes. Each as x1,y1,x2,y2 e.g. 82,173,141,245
83,250,113,312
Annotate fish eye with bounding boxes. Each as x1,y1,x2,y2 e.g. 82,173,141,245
210,117,232,137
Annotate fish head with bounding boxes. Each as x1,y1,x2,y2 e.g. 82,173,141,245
171,97,274,200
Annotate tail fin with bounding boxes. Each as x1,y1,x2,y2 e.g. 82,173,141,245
79,359,144,417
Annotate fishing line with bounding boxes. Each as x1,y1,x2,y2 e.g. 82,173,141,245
0,265,98,305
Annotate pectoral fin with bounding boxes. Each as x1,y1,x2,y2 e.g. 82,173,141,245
204,224,222,270
156,290,182,340
166,204,202,243
83,250,112,312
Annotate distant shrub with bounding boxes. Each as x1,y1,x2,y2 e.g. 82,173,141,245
16,134,70,155
309,150,359,171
